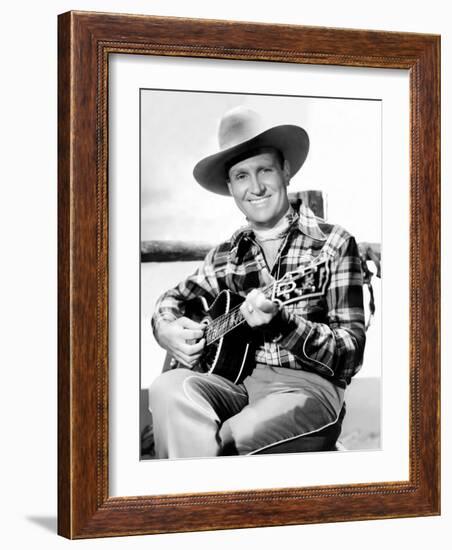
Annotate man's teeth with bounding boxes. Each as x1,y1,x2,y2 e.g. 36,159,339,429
250,197,269,203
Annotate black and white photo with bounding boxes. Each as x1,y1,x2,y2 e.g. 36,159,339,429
140,90,382,460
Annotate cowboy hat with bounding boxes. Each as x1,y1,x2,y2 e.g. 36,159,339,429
193,106,309,195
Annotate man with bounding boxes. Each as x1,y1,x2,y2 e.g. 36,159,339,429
149,106,366,458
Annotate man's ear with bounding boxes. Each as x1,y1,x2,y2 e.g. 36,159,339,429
226,180,232,194
283,159,291,186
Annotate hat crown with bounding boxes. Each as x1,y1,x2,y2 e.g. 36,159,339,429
218,107,265,151
193,105,309,196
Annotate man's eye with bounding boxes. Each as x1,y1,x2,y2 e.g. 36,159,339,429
235,173,247,181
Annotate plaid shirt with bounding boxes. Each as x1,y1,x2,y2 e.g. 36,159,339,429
152,204,366,387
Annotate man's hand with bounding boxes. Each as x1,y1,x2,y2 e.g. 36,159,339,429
240,289,280,328
157,317,206,369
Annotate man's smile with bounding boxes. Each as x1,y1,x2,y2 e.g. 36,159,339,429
248,195,272,205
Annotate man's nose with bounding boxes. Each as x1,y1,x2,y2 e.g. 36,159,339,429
248,174,265,195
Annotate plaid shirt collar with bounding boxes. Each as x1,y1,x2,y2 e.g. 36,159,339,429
231,202,327,250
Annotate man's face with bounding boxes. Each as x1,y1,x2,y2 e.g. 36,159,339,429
227,149,291,230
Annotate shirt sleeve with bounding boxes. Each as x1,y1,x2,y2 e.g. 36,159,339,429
273,235,366,382
151,246,221,342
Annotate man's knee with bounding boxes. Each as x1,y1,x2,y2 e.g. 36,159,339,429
148,368,189,410
218,395,338,455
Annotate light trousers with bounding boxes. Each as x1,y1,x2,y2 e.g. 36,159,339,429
148,364,344,459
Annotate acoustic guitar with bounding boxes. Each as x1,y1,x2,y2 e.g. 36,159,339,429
168,258,330,384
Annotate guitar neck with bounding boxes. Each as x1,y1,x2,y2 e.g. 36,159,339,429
204,284,274,345
205,305,246,345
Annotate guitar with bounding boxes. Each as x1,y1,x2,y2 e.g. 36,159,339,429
168,258,330,384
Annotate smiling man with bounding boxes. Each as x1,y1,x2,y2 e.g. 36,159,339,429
149,106,366,458
227,147,290,227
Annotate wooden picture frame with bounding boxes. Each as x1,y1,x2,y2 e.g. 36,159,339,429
58,11,440,538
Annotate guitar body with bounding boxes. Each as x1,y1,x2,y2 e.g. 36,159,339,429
198,291,256,384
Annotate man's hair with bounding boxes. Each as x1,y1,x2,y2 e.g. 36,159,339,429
225,146,285,179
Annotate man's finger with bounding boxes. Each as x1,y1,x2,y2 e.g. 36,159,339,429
241,293,278,328
256,293,279,314
173,351,199,368
179,317,205,330
240,302,256,326
173,356,193,369
180,338,205,355
189,352,203,364
183,329,205,341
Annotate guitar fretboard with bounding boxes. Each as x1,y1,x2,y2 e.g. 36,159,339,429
204,283,275,345
205,306,245,345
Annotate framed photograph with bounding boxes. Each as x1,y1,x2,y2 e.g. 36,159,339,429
58,11,440,538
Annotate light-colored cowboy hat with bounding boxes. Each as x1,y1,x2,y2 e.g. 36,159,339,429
193,106,309,196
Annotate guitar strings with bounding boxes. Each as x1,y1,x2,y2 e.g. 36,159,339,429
205,280,274,343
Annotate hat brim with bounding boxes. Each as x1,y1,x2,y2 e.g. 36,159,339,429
193,125,309,196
